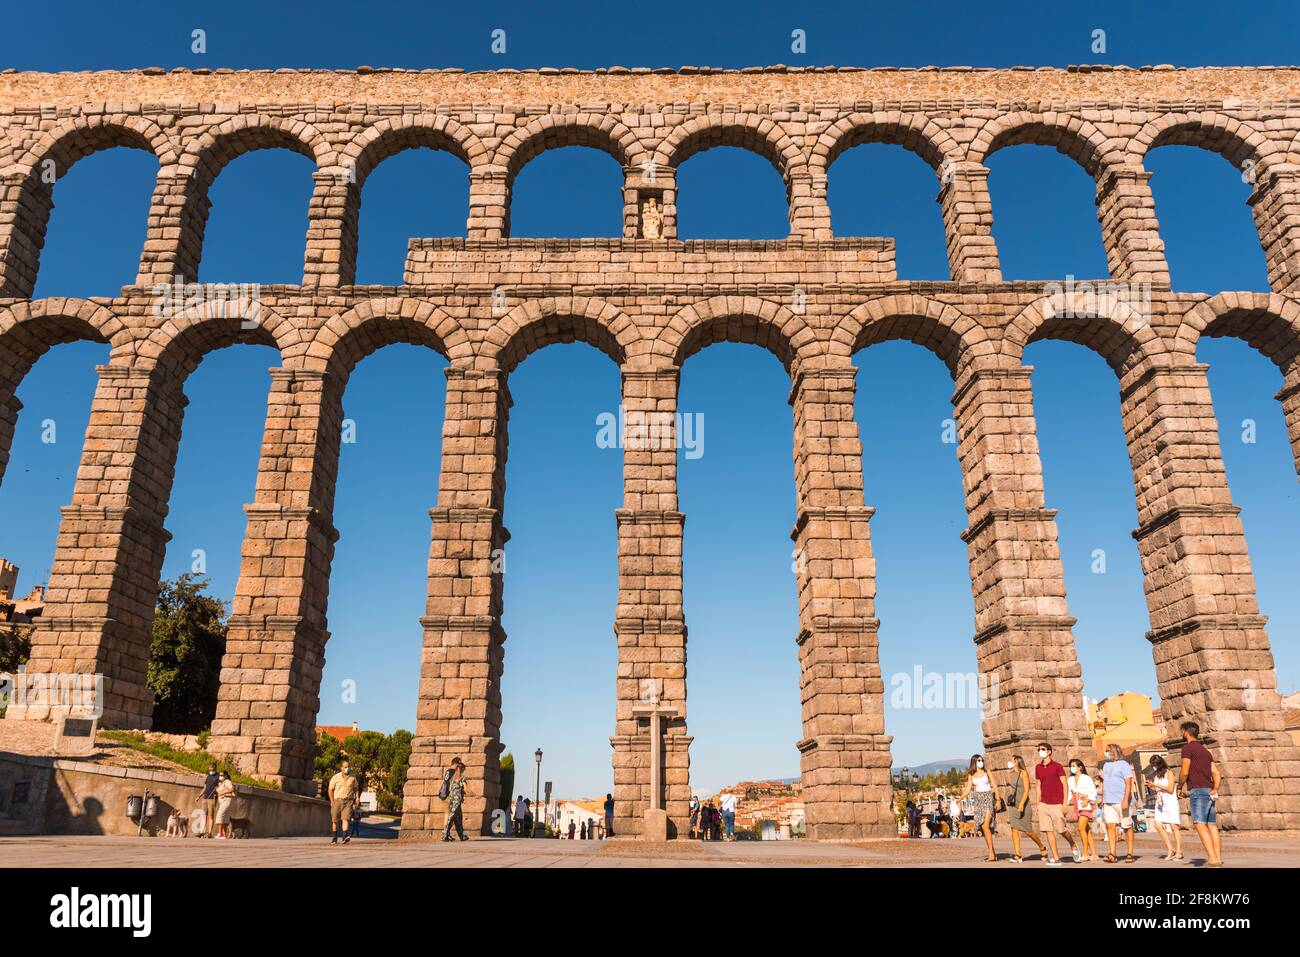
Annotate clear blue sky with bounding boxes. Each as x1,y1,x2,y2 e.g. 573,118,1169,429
1,1,1297,799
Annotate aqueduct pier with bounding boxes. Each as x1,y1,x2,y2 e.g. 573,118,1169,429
2,64,1300,838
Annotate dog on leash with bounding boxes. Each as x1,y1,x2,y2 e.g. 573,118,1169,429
165,809,189,838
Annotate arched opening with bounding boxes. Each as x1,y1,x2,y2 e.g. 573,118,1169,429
676,147,789,240
852,340,977,770
1146,145,1268,292
678,342,801,802
986,145,1109,280
1023,339,1157,708
198,149,315,284
829,145,949,279
497,341,621,816
355,149,468,285
509,146,623,238
316,343,448,811
1197,332,1300,695
32,147,157,298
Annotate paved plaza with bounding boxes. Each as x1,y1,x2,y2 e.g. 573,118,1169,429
5,829,1298,868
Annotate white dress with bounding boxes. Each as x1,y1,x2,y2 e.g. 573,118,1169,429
1151,773,1180,825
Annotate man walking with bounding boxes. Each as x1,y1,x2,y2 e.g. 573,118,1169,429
201,763,220,839
1034,743,1078,865
1100,744,1136,863
512,794,527,837
719,790,738,842
442,757,470,843
328,759,359,845
1178,721,1223,867
603,792,615,838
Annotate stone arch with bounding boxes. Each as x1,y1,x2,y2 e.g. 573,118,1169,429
813,113,962,174
495,114,646,186
1002,289,1169,374
0,297,125,390
173,114,330,280
1175,292,1300,371
1131,112,1277,171
481,296,639,373
661,295,823,371
139,301,298,382
972,112,1120,179
0,117,175,298
655,113,805,181
836,294,993,376
346,114,487,185
309,296,474,382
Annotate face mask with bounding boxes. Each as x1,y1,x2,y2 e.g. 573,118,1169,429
1007,761,1015,770
1071,767,1081,774
976,760,984,769
1038,750,1048,759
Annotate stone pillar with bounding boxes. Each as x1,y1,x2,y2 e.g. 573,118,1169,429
0,171,49,299
468,169,509,240
6,364,182,728
207,368,342,796
135,166,204,287
1249,166,1300,294
789,365,894,840
0,385,22,489
1277,365,1300,482
1120,361,1300,829
1095,165,1171,288
788,169,826,239
623,165,677,240
303,168,357,287
937,162,1002,283
400,366,509,838
951,364,1091,767
611,367,690,838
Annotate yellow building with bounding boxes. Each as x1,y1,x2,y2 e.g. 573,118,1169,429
1087,691,1167,757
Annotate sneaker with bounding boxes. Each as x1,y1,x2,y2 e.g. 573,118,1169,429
1072,845,1082,863
330,836,337,845
1045,858,1061,866
342,836,351,844
459,834,469,842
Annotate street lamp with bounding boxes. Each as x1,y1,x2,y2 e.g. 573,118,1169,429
533,748,543,838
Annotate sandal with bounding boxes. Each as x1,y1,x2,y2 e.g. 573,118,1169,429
1103,854,1118,863
1125,855,1136,863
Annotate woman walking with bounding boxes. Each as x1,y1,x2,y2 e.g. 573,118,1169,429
960,754,999,861
1003,755,1047,862
214,771,236,840
1067,759,1099,862
1147,755,1184,861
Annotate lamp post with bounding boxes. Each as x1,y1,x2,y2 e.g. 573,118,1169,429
533,748,543,838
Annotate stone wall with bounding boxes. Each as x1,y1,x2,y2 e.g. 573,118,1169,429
1,66,1299,838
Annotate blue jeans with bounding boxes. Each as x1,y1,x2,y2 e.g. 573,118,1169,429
722,810,735,838
1189,788,1217,825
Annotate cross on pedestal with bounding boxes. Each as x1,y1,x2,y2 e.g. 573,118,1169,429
632,697,679,839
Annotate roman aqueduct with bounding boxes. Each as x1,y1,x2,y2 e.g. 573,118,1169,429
2,64,1299,839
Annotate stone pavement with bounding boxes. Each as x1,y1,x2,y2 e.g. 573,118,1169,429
4,830,1297,868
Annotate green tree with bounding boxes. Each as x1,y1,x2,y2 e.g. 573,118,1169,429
499,751,516,813
378,729,412,813
314,731,345,792
148,575,228,733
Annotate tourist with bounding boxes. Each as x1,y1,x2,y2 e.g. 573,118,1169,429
604,792,615,838
214,771,237,840
689,795,700,838
1100,744,1136,864
720,790,738,842
1034,743,1078,865
523,797,533,837
1067,758,1098,862
1003,755,1047,862
569,818,577,840
441,757,469,843
1178,721,1223,867
961,754,999,860
948,793,963,838
513,794,527,837
201,763,220,839
1146,754,1184,861
328,759,358,845
905,800,922,838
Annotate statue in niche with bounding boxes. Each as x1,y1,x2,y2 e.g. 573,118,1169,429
641,196,663,239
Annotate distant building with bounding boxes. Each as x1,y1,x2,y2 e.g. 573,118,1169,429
712,779,804,838
1284,692,1300,746
316,721,362,743
1087,691,1166,756
0,558,45,629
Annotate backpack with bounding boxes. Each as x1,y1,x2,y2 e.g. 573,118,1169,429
438,768,454,801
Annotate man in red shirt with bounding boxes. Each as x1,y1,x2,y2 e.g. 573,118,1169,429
1178,721,1223,867
1034,742,1078,865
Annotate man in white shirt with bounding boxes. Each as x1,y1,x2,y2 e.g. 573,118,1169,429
719,792,738,841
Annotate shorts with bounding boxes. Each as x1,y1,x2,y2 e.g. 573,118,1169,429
1189,788,1217,825
1103,804,1132,828
330,798,354,827
1038,802,1067,833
